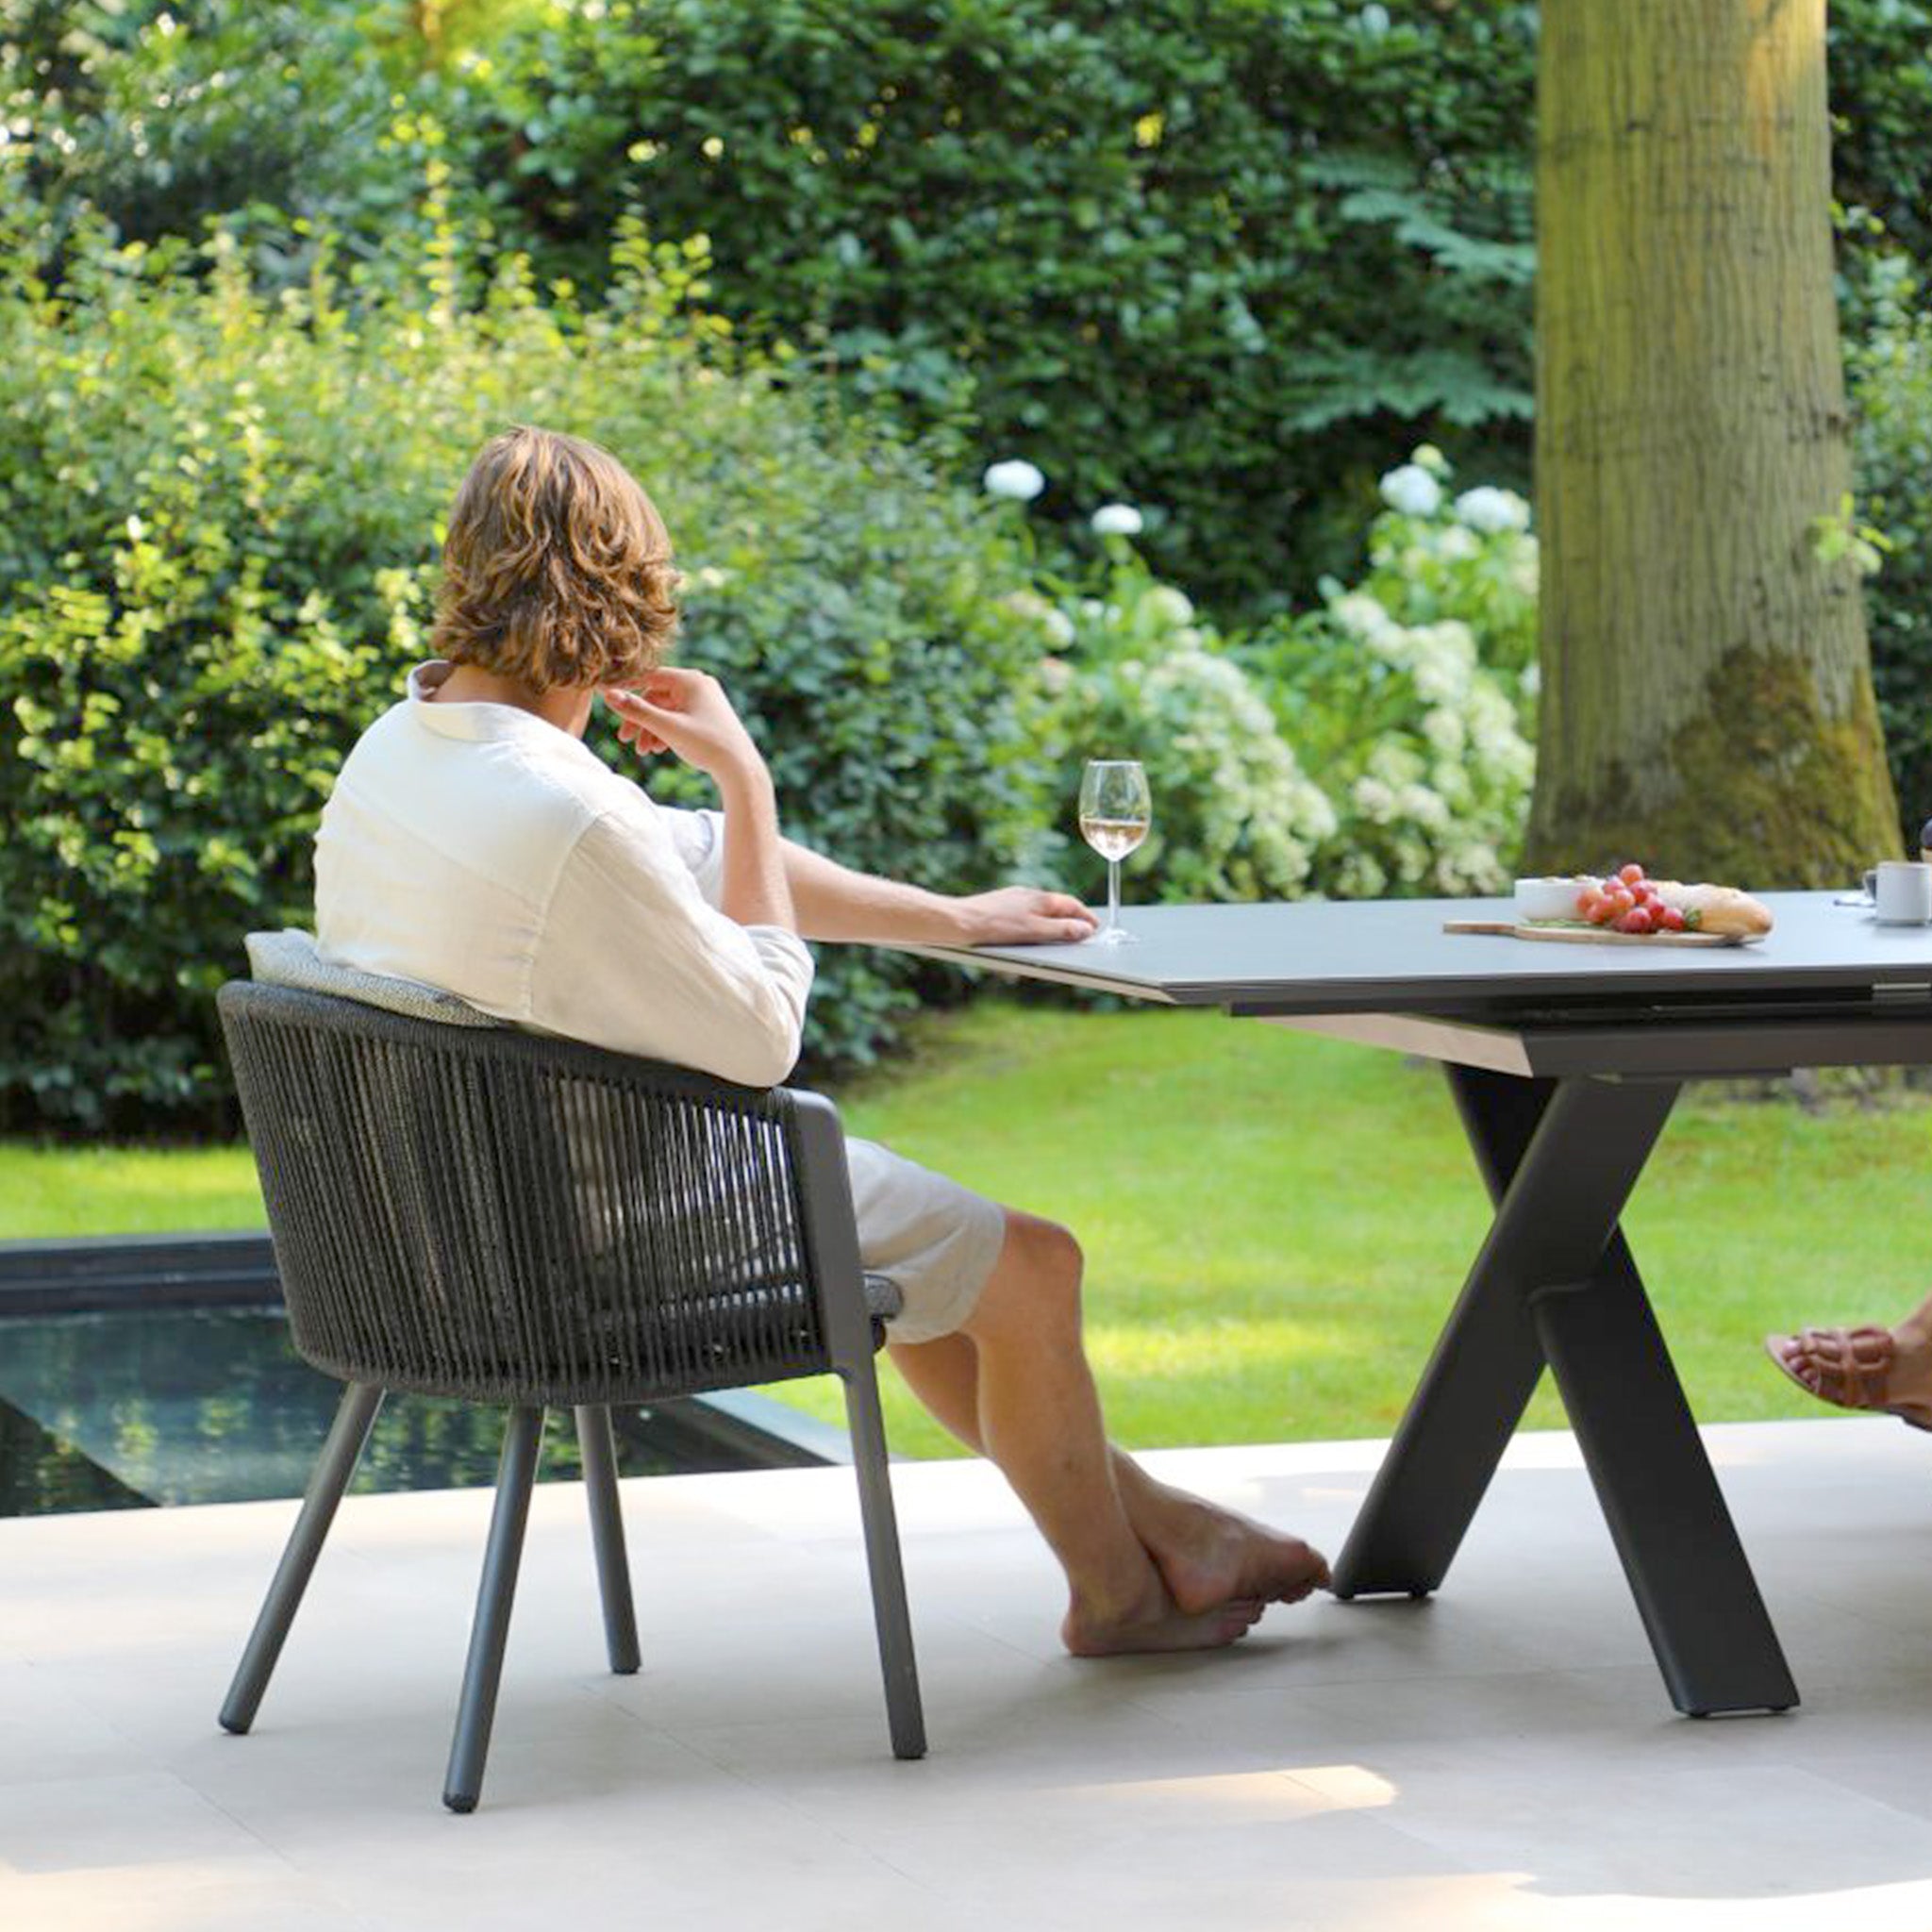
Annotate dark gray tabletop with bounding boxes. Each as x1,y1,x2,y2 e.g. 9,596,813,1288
906,891,1932,1016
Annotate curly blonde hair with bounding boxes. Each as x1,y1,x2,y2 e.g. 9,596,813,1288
430,426,681,692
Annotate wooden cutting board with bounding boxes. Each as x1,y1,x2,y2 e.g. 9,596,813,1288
1443,920,1757,949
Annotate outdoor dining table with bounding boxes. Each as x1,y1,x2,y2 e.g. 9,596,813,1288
906,889,1932,1719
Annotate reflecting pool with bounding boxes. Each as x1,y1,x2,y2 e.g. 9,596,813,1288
0,1307,786,1516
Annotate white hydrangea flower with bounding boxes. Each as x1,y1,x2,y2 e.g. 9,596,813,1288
983,458,1045,501
1352,775,1397,821
1378,463,1443,518
1367,741,1423,786
1042,608,1075,647
1423,708,1466,757
1091,503,1144,537
1411,641,1471,706
1336,851,1390,898
1435,525,1479,562
1091,645,1336,898
1466,681,1520,741
1142,585,1195,627
1396,782,1452,832
1448,841,1506,891
1453,486,1531,535
1350,610,1417,665
1296,779,1340,841
1521,660,1541,699
1331,591,1395,641
1430,758,1474,808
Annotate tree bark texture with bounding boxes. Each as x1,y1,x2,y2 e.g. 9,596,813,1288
1528,0,1898,884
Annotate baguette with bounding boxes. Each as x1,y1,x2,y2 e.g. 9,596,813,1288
1648,880,1774,937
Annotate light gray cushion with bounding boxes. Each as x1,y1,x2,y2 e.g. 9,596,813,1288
245,929,501,1028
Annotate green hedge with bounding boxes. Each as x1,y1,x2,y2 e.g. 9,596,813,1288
1852,259,1932,844
0,0,405,268
11,1,1932,618
0,216,1052,1132
449,0,1932,614
1828,0,1932,272
451,0,1541,612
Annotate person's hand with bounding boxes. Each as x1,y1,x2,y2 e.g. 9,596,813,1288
957,886,1097,946
602,669,765,790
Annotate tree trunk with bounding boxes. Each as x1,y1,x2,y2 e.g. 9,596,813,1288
1527,0,1898,885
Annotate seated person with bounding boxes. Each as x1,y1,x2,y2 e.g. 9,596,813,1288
315,425,1329,1654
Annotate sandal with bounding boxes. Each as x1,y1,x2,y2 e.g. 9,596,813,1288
1764,1325,1932,1434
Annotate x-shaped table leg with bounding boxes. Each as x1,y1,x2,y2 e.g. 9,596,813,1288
1331,1065,1797,1716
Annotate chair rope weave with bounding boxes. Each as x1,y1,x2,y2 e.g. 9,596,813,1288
215,980,924,1809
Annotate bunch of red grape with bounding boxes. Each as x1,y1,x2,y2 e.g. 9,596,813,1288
1575,863,1689,935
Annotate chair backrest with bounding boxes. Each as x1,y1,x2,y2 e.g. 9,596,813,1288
218,981,864,1406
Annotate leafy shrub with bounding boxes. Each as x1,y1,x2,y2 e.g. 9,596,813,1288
0,1,408,270
1828,0,1932,272
15,0,1932,630
0,214,1052,1132
1248,452,1537,896
452,0,1541,612
1025,458,1538,906
1023,565,1338,906
450,0,1932,616
1852,258,1932,842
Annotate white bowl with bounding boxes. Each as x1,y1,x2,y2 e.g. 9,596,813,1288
1513,876,1587,922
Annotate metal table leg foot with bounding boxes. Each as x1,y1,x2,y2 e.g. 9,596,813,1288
1331,1069,1555,1597
1333,1067,1797,1715
1535,1257,1798,1714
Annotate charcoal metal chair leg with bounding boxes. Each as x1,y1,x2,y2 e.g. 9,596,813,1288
574,1405,640,1675
841,1361,925,1760
443,1406,545,1814
220,1381,384,1736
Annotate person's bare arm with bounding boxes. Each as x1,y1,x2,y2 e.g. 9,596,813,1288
604,675,1090,946
602,675,795,933
779,838,1095,947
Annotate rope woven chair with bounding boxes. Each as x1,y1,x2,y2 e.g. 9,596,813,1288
216,979,924,1812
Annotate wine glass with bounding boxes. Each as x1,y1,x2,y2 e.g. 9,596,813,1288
1078,759,1152,945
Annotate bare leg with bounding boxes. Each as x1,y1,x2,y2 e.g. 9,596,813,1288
889,1212,1325,1648
945,1212,1259,1655
891,1330,1327,1614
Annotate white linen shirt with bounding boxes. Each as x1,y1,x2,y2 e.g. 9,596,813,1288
312,660,814,1088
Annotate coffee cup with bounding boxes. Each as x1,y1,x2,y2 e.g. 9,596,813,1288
1867,860,1932,924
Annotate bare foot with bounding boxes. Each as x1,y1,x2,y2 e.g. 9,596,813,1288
1766,1320,1932,1429
1154,1506,1330,1617
1061,1585,1265,1657
1114,1463,1329,1615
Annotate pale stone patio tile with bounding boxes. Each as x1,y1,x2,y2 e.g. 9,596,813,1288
6,1421,1932,1931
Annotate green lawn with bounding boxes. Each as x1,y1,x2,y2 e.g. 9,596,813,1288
8,1004,1925,1457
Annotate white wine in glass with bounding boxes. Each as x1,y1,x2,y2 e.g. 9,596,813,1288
1078,759,1152,944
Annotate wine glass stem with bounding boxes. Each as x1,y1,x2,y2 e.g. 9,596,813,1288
1107,858,1121,937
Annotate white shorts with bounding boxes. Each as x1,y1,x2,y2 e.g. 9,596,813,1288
846,1137,1008,1344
